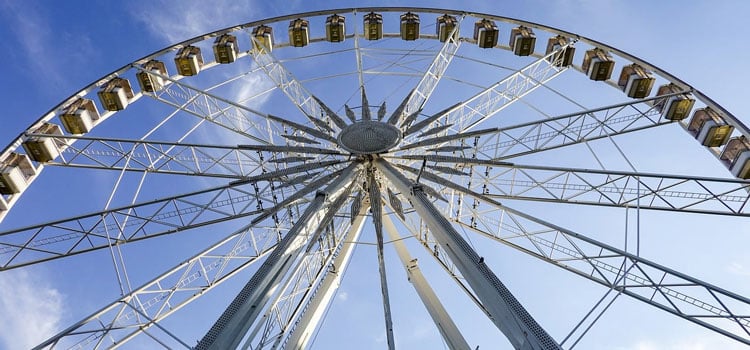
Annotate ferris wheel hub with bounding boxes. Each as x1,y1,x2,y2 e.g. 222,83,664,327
337,121,402,154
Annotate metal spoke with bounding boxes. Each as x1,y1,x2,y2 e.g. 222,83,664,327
391,18,462,126
26,133,343,179
34,217,289,350
398,93,681,160
0,163,344,269
399,40,573,144
406,162,750,345
138,67,278,145
392,155,750,216
251,38,348,135
196,162,361,349
375,158,562,350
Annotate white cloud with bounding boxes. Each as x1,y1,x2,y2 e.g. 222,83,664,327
337,290,349,301
128,1,261,45
0,269,65,349
0,1,95,92
727,261,750,277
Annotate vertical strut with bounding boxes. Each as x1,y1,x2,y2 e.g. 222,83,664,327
375,159,561,350
368,170,396,350
382,213,471,350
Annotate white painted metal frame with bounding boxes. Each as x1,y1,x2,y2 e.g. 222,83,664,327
196,163,360,349
400,41,573,147
242,194,357,349
33,220,288,349
393,155,750,216
403,161,750,345
250,38,347,135
376,158,562,350
393,18,463,126
25,134,343,179
381,212,471,350
282,204,368,350
2,7,748,350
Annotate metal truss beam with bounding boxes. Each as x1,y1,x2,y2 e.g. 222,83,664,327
368,170,396,350
375,159,562,350
137,67,281,145
140,65,340,153
282,203,368,350
382,212,471,350
250,38,348,133
393,156,750,217
243,187,359,349
25,134,343,179
197,163,361,349
396,205,489,318
407,163,750,346
399,93,681,160
399,42,572,144
391,20,462,126
354,23,365,105
0,165,343,270
34,217,289,350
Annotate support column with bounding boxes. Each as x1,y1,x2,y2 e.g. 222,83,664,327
197,163,361,350
368,171,396,350
374,159,561,350
283,205,369,350
382,213,471,350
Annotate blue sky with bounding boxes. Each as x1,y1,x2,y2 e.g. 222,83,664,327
2,1,750,349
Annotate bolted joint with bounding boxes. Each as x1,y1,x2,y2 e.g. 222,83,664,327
410,184,424,196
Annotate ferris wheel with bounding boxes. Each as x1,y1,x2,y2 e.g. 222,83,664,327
2,6,750,349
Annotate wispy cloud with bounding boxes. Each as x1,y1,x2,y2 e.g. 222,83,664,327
0,1,96,93
0,269,65,349
727,261,750,277
128,0,263,45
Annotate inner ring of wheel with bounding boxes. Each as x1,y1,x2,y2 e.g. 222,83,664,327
337,121,402,154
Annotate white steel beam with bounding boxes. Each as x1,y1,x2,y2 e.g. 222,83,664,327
368,171,396,350
250,38,348,132
408,161,750,346
140,66,342,151
0,164,345,271
375,158,561,350
244,182,359,349
393,156,750,217
26,134,343,179
397,92,682,160
382,213,471,350
33,219,287,349
0,177,297,270
282,204,368,350
137,67,279,145
400,42,572,144
391,22,462,127
196,163,361,349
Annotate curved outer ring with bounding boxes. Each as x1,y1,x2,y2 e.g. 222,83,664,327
2,7,745,187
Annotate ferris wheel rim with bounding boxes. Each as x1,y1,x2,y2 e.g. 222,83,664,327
4,6,748,161
1,7,748,349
